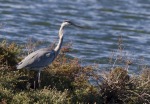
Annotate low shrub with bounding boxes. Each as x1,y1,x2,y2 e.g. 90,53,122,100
0,40,150,103
0,40,20,67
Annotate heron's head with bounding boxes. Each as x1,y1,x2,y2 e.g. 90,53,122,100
61,20,82,28
61,20,73,27
59,20,83,38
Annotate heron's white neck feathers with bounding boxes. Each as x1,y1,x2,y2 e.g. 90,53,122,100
58,22,69,38
54,23,66,53
58,25,64,39
54,36,63,52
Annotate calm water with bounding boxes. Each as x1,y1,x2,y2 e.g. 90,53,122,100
0,0,150,72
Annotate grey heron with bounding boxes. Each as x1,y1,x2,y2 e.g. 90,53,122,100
16,20,81,88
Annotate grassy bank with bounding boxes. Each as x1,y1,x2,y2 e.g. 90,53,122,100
0,40,150,104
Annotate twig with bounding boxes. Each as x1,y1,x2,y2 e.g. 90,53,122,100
137,80,150,89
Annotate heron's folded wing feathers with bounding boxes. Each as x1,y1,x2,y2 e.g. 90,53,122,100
17,49,55,69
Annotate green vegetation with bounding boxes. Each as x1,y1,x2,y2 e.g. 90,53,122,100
0,40,150,104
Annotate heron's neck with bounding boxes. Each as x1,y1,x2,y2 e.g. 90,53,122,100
54,37,63,53
54,25,64,54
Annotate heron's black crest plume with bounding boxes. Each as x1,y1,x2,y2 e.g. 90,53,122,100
63,20,84,28
63,20,74,25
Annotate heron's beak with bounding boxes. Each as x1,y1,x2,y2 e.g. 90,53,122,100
70,22,84,28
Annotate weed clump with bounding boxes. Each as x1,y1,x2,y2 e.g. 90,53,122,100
0,40,20,67
91,67,149,104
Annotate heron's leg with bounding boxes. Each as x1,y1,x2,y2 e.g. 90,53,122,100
34,71,37,89
37,71,41,88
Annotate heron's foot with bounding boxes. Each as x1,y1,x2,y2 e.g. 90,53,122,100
38,80,41,88
26,82,31,90
34,80,36,89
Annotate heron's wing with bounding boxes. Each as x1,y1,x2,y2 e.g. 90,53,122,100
17,49,55,69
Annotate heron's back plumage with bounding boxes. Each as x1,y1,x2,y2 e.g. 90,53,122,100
16,48,56,70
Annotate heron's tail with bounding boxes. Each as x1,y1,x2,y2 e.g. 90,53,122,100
16,62,23,69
